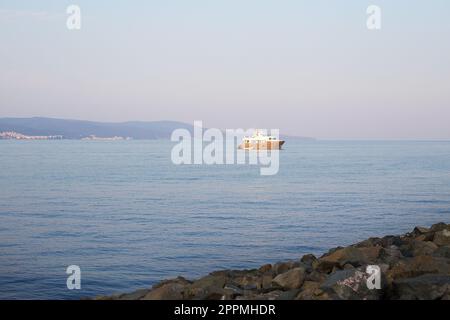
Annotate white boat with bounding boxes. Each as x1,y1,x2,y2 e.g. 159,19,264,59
238,130,285,150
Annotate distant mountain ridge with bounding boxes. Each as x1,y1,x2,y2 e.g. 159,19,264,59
0,117,314,140
0,117,194,139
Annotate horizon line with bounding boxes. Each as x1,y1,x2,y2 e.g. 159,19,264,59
1,116,450,141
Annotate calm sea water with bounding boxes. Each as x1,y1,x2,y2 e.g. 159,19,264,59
0,140,449,299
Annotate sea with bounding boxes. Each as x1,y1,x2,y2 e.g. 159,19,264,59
0,140,449,299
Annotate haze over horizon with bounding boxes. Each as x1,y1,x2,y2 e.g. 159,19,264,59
1,1,450,139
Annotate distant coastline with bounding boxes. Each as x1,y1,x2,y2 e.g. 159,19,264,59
0,117,193,140
0,131,63,140
0,131,132,141
0,117,315,141
81,135,131,141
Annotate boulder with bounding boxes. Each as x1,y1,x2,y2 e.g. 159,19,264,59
320,268,382,300
277,289,302,300
272,267,306,290
387,255,450,282
379,245,404,265
183,274,229,299
273,261,298,275
312,259,339,274
143,277,190,300
355,237,381,248
433,229,450,246
295,281,321,300
305,270,327,283
430,222,449,233
222,284,243,299
409,240,438,256
413,226,430,235
93,295,115,300
261,274,274,290
379,235,404,248
300,254,317,266
117,289,149,300
415,234,433,241
262,290,284,300
433,245,450,259
193,273,228,288
258,264,272,273
392,274,450,300
232,274,261,290
318,246,381,268
331,265,342,273
242,290,283,300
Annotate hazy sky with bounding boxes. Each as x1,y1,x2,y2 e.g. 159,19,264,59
1,0,450,139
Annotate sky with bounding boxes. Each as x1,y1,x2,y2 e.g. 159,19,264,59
1,0,450,139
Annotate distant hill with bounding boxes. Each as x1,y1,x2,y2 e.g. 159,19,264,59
0,117,315,140
0,117,194,139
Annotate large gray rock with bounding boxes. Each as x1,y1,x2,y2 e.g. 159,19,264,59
433,245,450,259
430,222,449,233
318,246,381,268
320,268,382,300
392,274,450,300
183,273,229,299
239,290,283,300
300,254,317,266
276,289,302,300
295,281,321,300
305,270,327,283
408,240,438,257
387,255,450,282
379,245,404,265
433,230,450,246
117,289,149,300
261,273,274,290
273,260,299,275
258,264,272,273
355,237,382,248
312,259,339,274
143,277,191,300
379,235,404,248
272,267,306,290
413,226,431,235
232,274,260,290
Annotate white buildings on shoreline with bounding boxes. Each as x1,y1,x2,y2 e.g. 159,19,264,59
0,131,131,141
0,131,63,140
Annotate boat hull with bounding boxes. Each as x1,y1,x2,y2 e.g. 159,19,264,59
238,140,285,150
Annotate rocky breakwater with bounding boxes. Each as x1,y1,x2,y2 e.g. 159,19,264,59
97,223,450,300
